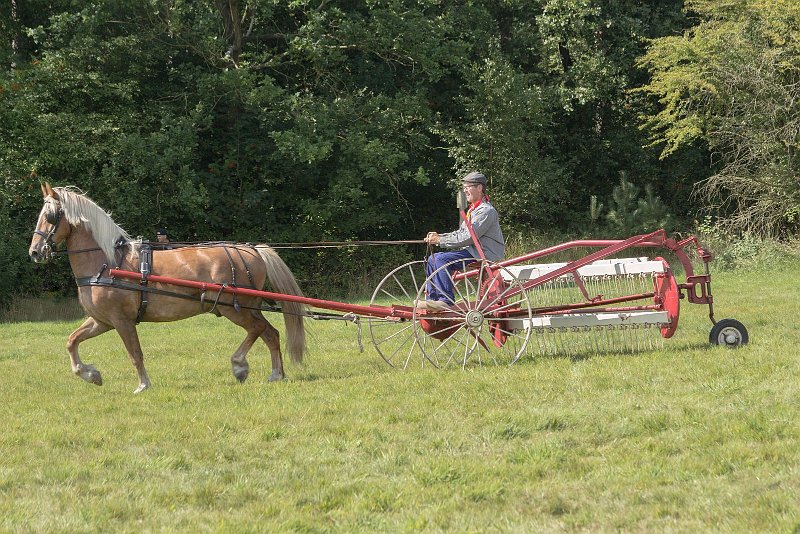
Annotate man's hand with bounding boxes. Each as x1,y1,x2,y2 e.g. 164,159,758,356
424,232,441,245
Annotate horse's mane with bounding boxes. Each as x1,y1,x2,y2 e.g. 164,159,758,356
54,186,137,263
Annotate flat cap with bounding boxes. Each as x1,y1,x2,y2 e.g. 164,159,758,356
461,171,487,185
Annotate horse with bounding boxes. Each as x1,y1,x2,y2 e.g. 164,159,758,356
28,183,306,393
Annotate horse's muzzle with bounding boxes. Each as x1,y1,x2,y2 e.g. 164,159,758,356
29,244,51,264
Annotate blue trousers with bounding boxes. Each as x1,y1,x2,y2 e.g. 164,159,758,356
425,249,476,303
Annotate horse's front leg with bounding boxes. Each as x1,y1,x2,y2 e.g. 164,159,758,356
114,321,151,394
67,317,112,386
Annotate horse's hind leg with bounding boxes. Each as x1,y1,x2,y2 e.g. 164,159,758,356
67,317,112,386
221,309,267,383
258,315,285,382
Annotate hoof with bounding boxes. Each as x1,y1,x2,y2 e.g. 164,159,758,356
77,364,103,386
133,382,150,394
234,368,249,383
268,371,284,382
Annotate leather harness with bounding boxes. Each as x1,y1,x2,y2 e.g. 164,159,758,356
75,242,272,322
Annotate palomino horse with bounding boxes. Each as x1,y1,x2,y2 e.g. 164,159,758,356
28,183,306,393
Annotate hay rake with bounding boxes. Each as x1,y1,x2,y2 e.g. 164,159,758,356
110,228,748,371
365,228,748,368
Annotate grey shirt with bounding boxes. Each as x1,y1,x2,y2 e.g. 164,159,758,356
438,200,505,261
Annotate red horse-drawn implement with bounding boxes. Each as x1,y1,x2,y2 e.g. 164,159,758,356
30,184,748,393
109,228,748,366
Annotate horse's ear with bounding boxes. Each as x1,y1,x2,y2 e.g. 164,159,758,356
45,183,58,200
41,183,47,198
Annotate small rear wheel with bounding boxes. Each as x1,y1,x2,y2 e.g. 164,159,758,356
709,318,749,348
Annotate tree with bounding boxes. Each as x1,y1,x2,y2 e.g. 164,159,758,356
636,0,800,236
1,0,705,303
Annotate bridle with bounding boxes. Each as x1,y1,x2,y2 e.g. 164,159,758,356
33,199,64,262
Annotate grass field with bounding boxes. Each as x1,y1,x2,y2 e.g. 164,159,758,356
1,264,798,531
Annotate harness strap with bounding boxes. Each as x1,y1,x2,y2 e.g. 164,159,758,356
236,246,256,288
136,243,153,324
75,275,283,314
221,246,241,312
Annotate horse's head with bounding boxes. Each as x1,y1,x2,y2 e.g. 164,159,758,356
29,183,70,263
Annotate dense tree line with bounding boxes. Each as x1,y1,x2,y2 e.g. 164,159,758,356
1,0,798,307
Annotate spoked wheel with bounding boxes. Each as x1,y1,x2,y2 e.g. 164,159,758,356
412,260,533,368
368,260,429,368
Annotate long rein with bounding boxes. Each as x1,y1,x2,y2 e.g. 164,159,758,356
53,239,425,255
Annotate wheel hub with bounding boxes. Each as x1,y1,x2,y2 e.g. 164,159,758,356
721,329,740,346
465,310,484,328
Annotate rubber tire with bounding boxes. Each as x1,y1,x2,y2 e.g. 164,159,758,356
709,318,749,348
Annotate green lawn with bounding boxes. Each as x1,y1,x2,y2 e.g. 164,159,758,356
0,265,798,531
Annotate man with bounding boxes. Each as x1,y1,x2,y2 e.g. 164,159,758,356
156,228,169,244
419,171,505,309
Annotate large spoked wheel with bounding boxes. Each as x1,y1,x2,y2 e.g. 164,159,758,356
709,318,749,348
368,260,430,368
412,260,533,368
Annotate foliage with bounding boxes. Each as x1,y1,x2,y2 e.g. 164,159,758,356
0,0,730,298
696,216,798,271
636,0,800,237
590,172,674,236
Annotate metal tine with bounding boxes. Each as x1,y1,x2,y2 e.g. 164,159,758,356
545,326,556,356
609,325,619,354
623,324,633,354
553,327,564,357
560,327,572,358
543,327,555,357
564,327,572,357
640,324,647,352
570,327,579,356
583,325,593,357
587,326,603,354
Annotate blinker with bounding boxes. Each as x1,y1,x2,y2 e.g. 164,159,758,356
45,204,61,225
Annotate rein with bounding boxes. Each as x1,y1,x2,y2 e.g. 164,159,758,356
147,239,426,250
53,246,103,255
48,238,426,256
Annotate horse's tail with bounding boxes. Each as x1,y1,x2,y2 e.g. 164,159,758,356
255,245,306,363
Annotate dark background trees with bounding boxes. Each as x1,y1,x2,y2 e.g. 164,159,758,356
1,0,797,308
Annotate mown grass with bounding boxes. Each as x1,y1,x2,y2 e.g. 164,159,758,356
0,264,798,532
